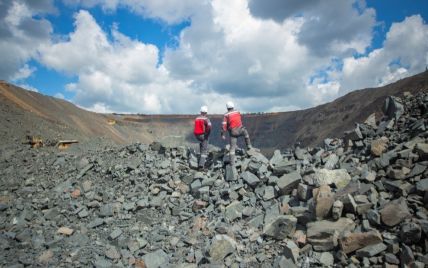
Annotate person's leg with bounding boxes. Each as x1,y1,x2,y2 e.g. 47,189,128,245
241,127,252,150
230,136,237,166
199,137,208,168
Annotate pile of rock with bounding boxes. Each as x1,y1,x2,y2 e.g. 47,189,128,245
0,92,427,267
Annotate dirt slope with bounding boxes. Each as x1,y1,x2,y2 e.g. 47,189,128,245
0,82,152,147
1,71,427,153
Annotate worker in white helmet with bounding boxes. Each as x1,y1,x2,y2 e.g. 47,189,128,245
221,101,252,166
193,105,212,170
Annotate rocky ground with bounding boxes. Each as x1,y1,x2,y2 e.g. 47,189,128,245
1,91,428,267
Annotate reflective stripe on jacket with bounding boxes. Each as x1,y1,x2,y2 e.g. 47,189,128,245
194,116,212,135
222,110,242,132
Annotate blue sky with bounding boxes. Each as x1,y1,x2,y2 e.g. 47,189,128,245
1,0,427,113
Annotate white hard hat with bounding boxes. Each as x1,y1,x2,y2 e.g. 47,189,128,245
226,101,234,109
200,105,208,113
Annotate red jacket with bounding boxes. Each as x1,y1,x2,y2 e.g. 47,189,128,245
194,116,212,135
222,110,242,132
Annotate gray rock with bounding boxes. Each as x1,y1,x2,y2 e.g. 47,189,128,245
380,197,411,226
190,180,202,192
99,204,114,217
384,253,400,265
105,246,120,260
142,249,170,268
416,178,428,191
225,201,244,222
361,170,376,182
297,183,310,201
136,198,149,209
314,185,334,220
356,243,387,257
313,168,351,189
276,171,301,194
415,143,428,160
332,200,344,220
209,235,236,262
383,96,404,120
78,209,89,218
295,147,307,160
409,163,427,178
307,218,356,251
263,186,275,201
273,256,298,268
82,180,92,192
247,214,264,229
323,153,339,169
77,164,94,179
367,209,381,226
109,228,123,240
283,240,299,263
264,203,280,225
225,165,237,181
0,203,8,211
340,230,383,254
88,218,104,228
263,215,297,240
241,171,260,188
318,252,334,267
94,257,112,268
400,222,422,244
272,159,297,176
400,244,415,267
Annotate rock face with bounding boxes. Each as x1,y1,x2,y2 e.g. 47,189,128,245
1,92,428,267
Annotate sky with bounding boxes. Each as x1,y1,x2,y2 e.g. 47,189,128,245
1,0,427,114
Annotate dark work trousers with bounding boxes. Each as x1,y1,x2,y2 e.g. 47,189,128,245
195,134,209,168
229,126,252,166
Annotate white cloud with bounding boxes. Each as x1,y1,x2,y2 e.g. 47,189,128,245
63,0,202,24
336,15,428,93
248,0,376,56
11,64,35,81
0,0,53,80
39,10,228,114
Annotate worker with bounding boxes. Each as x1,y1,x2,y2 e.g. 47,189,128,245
221,101,252,166
194,105,212,170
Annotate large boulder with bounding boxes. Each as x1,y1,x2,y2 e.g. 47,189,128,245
209,235,236,262
383,96,404,120
276,171,301,194
142,249,170,268
313,169,351,189
314,185,334,220
241,171,260,188
380,197,411,227
263,215,297,240
307,218,356,251
339,231,383,254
